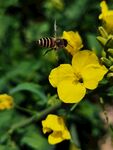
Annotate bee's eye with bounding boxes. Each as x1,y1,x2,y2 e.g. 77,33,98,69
63,39,68,47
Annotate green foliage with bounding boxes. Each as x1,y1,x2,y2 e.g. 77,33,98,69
107,86,113,97
0,0,113,150
21,127,55,150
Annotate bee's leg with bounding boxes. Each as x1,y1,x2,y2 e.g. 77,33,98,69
43,48,54,56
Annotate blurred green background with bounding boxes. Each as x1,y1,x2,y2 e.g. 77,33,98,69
0,0,113,150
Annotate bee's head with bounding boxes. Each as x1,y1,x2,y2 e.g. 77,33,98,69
56,39,68,48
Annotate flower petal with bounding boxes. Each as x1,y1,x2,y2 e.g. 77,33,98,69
57,80,86,103
72,50,99,73
62,129,71,140
49,64,75,87
42,114,65,132
62,31,83,56
81,64,108,89
48,130,71,145
48,131,64,144
103,13,113,34
99,1,108,20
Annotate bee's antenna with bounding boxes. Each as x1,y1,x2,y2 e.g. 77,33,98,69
54,19,57,38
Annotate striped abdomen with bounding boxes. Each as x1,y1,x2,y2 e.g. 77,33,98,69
37,37,55,48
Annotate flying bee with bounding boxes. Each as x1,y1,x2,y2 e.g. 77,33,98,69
36,20,70,54
37,37,68,50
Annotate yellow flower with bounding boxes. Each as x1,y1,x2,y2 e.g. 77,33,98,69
99,1,113,34
49,50,108,103
62,31,83,56
0,94,13,110
42,114,71,145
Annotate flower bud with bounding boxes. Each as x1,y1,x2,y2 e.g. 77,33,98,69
109,65,113,71
108,56,113,63
98,26,108,38
101,57,112,67
108,48,113,57
97,36,107,46
107,72,113,78
105,36,113,49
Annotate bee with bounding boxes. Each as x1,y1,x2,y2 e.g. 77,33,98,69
37,37,68,50
36,20,69,54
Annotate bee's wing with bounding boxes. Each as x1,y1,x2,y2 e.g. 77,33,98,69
54,19,57,38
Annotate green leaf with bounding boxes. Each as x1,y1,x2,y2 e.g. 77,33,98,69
78,100,101,125
0,110,14,129
0,60,42,91
86,33,102,55
0,16,14,41
107,86,113,97
25,22,49,41
0,145,19,150
21,132,55,150
70,124,80,147
0,145,5,150
9,82,47,102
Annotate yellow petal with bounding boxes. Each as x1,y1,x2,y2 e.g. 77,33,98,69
42,114,65,132
81,64,108,89
62,129,71,140
42,114,70,133
62,31,83,56
49,64,75,87
57,80,86,103
48,131,64,144
99,1,108,20
48,130,71,145
103,13,113,34
72,50,99,73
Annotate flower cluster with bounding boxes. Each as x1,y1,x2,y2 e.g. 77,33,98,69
98,1,113,78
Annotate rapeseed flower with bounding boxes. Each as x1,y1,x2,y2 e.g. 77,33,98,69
99,1,113,34
62,31,83,55
0,94,13,110
42,114,71,144
49,50,108,103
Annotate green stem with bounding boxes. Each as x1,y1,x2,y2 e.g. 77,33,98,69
8,101,62,134
15,105,37,115
70,103,78,112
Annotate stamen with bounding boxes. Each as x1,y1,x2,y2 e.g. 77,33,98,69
79,78,83,83
73,72,83,83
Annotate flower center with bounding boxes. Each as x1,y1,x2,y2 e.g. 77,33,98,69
74,72,83,83
78,77,83,83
